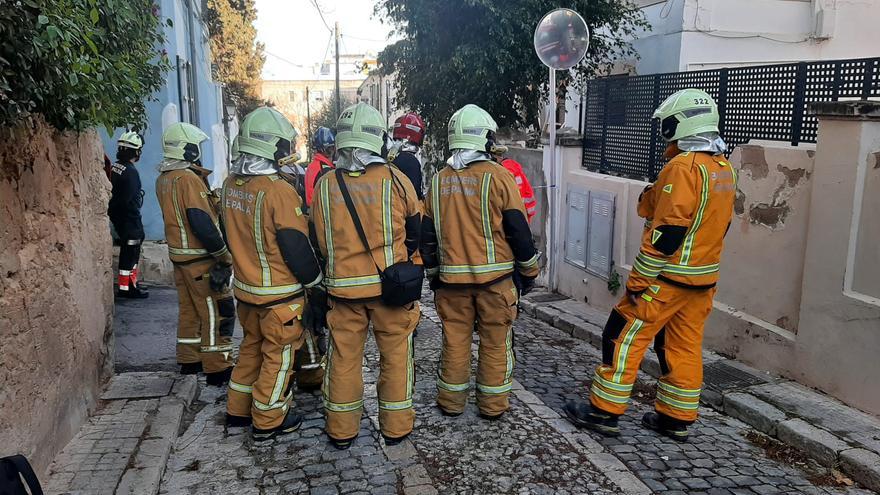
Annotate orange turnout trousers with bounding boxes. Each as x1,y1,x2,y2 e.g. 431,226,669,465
323,299,420,441
173,259,235,372
227,300,305,430
435,278,519,417
591,280,716,422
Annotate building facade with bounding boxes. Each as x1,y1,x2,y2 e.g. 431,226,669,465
358,72,404,127
559,0,880,130
261,53,371,158
102,0,228,241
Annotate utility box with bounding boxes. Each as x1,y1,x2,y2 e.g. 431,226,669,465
564,187,615,279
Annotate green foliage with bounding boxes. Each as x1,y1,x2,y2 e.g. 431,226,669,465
0,0,169,131
376,0,647,144
204,0,266,115
607,263,622,295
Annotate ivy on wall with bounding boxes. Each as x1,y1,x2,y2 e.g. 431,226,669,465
0,0,170,131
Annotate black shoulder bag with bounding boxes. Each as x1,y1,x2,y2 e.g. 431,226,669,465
335,168,424,306
1,455,43,495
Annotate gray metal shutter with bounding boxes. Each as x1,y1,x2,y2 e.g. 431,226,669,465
564,188,588,268
586,190,615,278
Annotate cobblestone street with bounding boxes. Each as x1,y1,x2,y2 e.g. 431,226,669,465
153,294,876,494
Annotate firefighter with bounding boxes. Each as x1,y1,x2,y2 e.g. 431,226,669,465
108,131,149,299
220,107,324,441
563,89,737,442
492,150,537,223
388,112,426,199
422,104,539,420
310,102,422,450
303,126,336,208
276,160,326,393
155,122,235,383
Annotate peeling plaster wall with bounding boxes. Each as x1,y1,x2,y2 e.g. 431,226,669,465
715,142,816,334
0,117,114,474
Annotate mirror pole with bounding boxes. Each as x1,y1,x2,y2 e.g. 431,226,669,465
548,66,559,292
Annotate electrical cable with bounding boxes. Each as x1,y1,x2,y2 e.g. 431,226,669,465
265,51,307,68
686,1,812,44
308,0,333,33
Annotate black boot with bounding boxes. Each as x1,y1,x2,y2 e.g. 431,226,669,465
642,412,689,442
438,406,462,417
478,411,505,421
252,412,303,442
382,432,410,446
206,367,233,387
180,362,203,375
563,400,620,436
328,434,356,450
226,414,252,428
117,285,149,299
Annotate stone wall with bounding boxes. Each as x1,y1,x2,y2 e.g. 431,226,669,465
0,117,115,474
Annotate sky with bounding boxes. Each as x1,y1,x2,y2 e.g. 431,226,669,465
254,0,398,80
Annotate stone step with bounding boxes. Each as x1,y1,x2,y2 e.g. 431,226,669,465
45,372,197,495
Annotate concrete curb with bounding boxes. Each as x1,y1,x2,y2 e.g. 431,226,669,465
520,291,880,492
45,373,198,495
114,374,197,495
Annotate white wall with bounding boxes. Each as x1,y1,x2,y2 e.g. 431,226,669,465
628,0,687,75
680,0,880,70
624,0,880,74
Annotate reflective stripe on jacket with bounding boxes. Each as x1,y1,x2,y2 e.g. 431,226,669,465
221,174,322,305
310,163,422,300
156,167,230,264
628,150,737,291
501,158,537,222
422,160,539,286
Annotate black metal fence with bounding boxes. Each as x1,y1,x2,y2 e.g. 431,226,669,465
582,57,880,180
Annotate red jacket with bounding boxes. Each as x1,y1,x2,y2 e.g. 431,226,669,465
305,153,334,206
501,158,537,222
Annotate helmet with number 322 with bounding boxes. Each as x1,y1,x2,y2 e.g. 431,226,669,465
652,89,719,142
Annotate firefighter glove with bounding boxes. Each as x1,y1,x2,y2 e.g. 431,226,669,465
514,271,536,297
304,285,329,332
209,262,233,293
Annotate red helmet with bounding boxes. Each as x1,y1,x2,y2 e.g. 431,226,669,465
392,112,426,146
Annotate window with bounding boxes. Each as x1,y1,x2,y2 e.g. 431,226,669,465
288,90,297,102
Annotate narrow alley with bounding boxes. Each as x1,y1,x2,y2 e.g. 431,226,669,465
43,288,878,494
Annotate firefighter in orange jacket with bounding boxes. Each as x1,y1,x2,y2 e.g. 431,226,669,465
310,102,422,450
156,122,235,383
422,104,539,420
304,126,335,208
493,151,537,222
564,89,737,442
221,107,324,442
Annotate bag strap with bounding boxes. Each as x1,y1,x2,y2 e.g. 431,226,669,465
335,169,383,275
3,455,44,495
